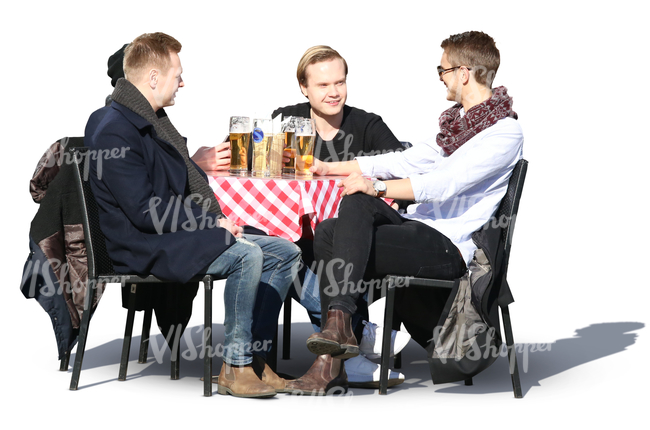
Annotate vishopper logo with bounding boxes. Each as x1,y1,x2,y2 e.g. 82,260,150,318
22,256,112,298
414,195,517,232
152,325,273,363
154,325,353,397
315,129,403,163
289,258,413,301
482,213,516,231
68,146,130,181
431,323,551,374
417,194,482,217
144,193,230,242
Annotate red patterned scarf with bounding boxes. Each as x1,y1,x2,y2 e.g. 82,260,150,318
436,86,518,155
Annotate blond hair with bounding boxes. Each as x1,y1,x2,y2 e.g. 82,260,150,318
123,32,182,81
296,45,348,86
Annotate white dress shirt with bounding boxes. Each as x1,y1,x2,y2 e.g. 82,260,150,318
355,116,524,265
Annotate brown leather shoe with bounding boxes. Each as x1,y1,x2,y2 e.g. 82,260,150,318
306,309,359,359
216,363,276,398
284,354,348,396
252,355,291,393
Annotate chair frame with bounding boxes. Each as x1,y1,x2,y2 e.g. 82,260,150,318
378,159,528,397
67,147,219,396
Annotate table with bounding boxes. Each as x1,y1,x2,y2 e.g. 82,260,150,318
208,173,346,241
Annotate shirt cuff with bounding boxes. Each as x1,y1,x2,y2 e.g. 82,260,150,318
407,173,429,202
355,156,374,177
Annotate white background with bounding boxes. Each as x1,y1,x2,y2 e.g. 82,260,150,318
2,0,648,428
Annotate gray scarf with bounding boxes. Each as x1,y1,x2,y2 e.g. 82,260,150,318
110,78,223,217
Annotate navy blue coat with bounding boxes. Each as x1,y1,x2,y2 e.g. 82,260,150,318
85,102,234,283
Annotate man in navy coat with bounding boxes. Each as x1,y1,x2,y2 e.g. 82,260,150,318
85,32,300,398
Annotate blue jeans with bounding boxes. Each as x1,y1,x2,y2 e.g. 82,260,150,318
288,264,322,332
204,234,301,365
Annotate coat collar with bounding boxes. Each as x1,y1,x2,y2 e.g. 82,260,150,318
111,101,155,132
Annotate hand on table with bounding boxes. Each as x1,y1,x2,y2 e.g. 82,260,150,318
191,140,231,175
309,159,361,177
219,218,243,238
309,159,330,176
338,173,399,210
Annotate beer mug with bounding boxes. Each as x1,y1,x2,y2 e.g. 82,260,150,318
252,118,273,177
268,133,285,178
281,116,300,174
295,118,316,178
229,116,251,176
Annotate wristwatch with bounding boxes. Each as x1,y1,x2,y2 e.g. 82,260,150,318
373,180,387,198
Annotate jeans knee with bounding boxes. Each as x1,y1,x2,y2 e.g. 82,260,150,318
237,238,264,271
285,241,302,262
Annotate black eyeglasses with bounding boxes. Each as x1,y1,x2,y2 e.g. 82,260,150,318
437,65,471,80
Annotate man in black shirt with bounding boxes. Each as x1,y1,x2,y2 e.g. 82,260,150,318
274,46,409,393
272,45,402,163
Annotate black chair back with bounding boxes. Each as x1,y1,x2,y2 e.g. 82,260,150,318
493,159,528,279
70,147,118,279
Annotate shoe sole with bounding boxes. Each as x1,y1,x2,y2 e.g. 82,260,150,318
216,384,277,398
283,386,349,396
348,378,405,389
209,375,292,393
306,338,359,359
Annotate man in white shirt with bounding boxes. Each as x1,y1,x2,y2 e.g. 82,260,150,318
285,31,524,395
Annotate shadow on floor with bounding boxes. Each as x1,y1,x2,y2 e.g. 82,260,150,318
68,320,644,396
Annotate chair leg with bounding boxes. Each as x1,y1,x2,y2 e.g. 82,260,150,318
171,344,180,380
170,325,182,380
138,307,153,364
501,305,523,398
203,276,213,397
393,352,402,369
69,277,98,390
60,350,70,371
282,296,292,360
379,277,397,395
118,283,138,381
392,315,402,369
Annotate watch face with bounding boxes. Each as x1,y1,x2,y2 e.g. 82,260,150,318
375,181,387,192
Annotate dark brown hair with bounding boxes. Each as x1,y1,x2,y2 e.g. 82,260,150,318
441,31,500,88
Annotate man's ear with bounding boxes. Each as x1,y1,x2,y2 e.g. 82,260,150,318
460,66,471,86
148,69,159,90
299,83,308,98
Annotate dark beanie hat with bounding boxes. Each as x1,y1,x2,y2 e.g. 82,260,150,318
107,43,129,87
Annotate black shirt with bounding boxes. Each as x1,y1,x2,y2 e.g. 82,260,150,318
271,102,403,162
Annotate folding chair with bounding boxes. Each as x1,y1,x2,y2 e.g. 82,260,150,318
378,159,528,397
68,146,220,396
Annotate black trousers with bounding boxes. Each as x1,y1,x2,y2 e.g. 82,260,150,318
314,194,466,344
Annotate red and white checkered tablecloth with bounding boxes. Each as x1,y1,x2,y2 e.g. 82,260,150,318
208,174,345,241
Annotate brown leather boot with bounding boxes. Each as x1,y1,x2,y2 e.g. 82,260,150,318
306,309,359,359
284,354,348,396
216,363,276,398
252,355,291,393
